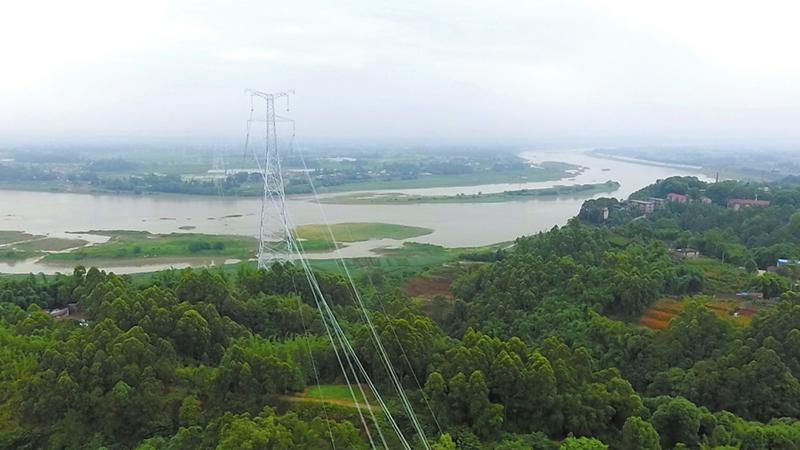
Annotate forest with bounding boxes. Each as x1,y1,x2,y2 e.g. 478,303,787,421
1,177,800,449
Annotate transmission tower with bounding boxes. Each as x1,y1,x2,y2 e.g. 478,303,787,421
244,89,294,268
211,150,226,197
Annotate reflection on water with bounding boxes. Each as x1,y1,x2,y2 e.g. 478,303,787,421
0,150,708,274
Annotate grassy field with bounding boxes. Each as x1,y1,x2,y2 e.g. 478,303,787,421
290,222,434,252
302,384,366,403
684,257,748,296
164,241,467,281
308,242,453,278
295,223,433,242
283,384,380,411
0,249,38,261
43,231,258,262
321,181,620,204
0,222,437,269
104,241,470,285
310,241,507,281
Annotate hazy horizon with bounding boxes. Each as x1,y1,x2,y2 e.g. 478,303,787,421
2,0,799,147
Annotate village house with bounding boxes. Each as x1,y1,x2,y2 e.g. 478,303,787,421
629,199,656,214
666,192,689,203
47,308,70,319
46,303,80,320
736,291,764,300
727,198,770,211
672,248,700,259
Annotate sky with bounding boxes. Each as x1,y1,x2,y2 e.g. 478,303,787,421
1,0,799,147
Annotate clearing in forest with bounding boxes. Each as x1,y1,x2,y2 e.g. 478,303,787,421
639,298,757,330
285,384,380,411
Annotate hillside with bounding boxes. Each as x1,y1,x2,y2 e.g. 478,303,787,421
1,177,800,448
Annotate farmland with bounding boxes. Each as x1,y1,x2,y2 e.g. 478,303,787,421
639,297,757,330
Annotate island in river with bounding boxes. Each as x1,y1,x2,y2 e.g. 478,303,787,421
0,146,583,197
320,180,620,204
0,223,435,269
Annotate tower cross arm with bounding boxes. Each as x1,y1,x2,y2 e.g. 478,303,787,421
245,89,295,100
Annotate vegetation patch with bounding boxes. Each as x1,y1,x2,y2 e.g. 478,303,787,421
296,384,369,406
295,222,433,243
307,242,505,284
0,230,40,245
402,274,454,299
0,249,38,261
401,262,466,300
684,257,748,295
42,230,258,262
283,385,381,413
0,232,88,261
12,237,87,252
307,242,454,280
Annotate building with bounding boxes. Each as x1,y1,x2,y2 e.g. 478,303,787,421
777,259,800,267
736,291,764,300
672,248,700,258
47,308,70,319
667,192,689,203
601,207,609,221
700,196,712,204
727,198,770,211
629,199,656,214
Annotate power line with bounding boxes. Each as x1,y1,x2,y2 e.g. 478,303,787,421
244,90,428,448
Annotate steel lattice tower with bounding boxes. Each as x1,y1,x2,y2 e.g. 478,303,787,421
245,89,294,268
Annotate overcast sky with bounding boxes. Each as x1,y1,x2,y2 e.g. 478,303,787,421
1,0,799,147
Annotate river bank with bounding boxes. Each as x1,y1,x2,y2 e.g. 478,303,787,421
0,149,710,274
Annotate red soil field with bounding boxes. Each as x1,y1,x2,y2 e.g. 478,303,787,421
402,275,453,299
639,298,756,330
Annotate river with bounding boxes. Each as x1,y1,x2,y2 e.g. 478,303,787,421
0,149,708,274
